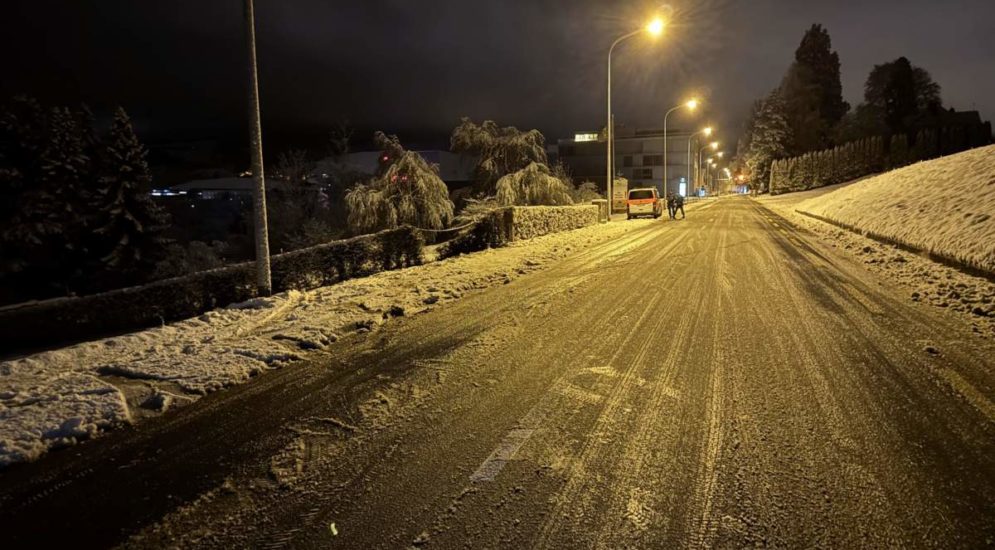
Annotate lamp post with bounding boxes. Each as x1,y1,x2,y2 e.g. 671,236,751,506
697,141,719,195
244,0,271,295
663,99,697,197
712,152,724,193
706,157,720,193
687,126,712,196
606,18,664,217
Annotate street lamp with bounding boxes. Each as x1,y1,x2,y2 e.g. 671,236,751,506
244,0,271,295
687,126,712,195
606,17,664,216
705,158,717,193
697,140,719,194
663,98,698,197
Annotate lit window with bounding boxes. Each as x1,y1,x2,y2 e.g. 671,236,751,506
574,133,598,142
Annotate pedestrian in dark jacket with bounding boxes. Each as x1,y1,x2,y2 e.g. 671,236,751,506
666,193,676,219
674,194,685,219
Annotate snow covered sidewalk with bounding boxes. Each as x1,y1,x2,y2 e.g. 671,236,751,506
1,218,658,467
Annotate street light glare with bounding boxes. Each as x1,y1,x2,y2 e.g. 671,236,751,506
710,141,719,149
686,99,699,110
703,127,713,136
646,18,665,36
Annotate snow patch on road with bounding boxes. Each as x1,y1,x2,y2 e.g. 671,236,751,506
0,218,655,467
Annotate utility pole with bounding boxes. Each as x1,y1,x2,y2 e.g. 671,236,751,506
244,0,272,295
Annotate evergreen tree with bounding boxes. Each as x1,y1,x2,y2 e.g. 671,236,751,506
861,57,942,135
1,99,170,302
744,90,792,192
779,24,849,152
92,108,168,285
1,102,99,296
794,24,849,125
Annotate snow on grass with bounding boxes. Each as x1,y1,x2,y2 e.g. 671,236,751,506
793,145,995,275
0,372,130,467
0,217,656,467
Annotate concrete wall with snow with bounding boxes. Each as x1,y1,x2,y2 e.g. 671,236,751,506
795,144,995,275
510,205,599,241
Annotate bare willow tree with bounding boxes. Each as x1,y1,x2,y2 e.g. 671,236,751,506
450,118,548,193
495,162,574,206
267,149,341,251
346,132,454,233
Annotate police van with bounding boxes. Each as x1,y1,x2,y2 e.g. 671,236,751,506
626,188,662,219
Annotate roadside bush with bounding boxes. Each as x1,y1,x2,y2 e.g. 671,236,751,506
439,208,513,258
439,205,598,258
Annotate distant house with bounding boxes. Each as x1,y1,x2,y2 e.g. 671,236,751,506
162,150,478,200
162,177,287,200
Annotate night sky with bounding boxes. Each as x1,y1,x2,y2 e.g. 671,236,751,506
2,0,993,152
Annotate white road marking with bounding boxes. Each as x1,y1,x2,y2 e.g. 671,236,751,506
469,428,535,482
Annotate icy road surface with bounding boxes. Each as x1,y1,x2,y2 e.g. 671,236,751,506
0,197,993,548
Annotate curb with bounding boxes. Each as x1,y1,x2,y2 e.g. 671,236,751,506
794,209,995,284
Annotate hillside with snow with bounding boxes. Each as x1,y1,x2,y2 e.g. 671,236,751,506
794,145,995,275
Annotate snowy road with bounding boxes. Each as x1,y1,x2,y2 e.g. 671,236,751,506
1,197,993,548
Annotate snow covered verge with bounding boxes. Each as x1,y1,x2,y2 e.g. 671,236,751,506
758,184,995,337
0,217,658,468
793,145,995,275
0,227,421,353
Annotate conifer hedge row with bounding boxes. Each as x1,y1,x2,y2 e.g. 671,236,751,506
768,123,993,195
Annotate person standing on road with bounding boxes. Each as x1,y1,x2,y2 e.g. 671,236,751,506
666,192,676,220
674,193,686,219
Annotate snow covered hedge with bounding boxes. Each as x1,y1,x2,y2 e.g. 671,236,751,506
441,205,598,257
0,227,423,352
511,205,599,240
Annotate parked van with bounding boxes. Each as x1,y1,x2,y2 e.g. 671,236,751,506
626,188,662,219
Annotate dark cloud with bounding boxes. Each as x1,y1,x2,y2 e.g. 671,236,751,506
2,0,992,151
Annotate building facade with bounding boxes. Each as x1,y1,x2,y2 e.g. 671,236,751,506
558,127,702,198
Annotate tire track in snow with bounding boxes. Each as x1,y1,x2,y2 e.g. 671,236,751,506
532,225,711,549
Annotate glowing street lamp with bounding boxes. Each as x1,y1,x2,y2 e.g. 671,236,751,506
697,140,719,191
663,98,699,196
647,18,665,36
687,126,712,194
606,16,665,216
